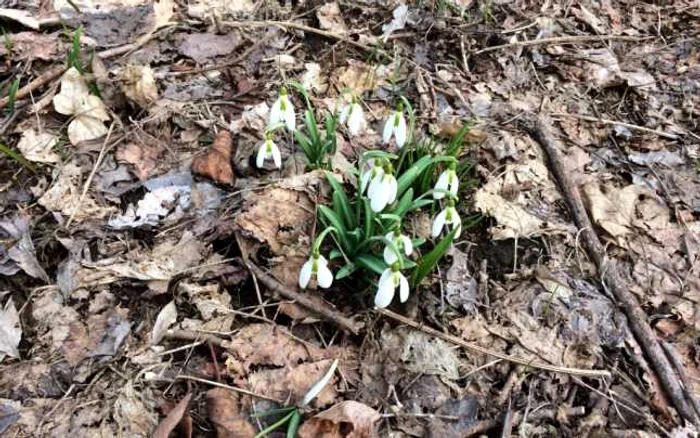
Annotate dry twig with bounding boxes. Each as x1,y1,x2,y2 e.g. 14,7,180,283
474,35,652,55
551,113,679,140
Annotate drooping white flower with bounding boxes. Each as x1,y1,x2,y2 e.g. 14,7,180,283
383,231,413,265
269,87,296,131
299,253,334,289
433,167,459,199
367,172,398,212
374,265,409,308
339,102,364,136
300,359,339,407
256,137,282,169
361,160,384,195
432,201,462,239
382,108,407,148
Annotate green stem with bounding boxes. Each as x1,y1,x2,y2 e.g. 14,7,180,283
253,411,297,438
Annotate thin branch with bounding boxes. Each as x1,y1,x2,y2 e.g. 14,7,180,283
551,113,679,140
377,308,611,378
176,375,282,403
474,35,652,55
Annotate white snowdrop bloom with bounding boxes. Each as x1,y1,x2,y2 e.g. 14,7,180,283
299,253,333,289
382,109,407,148
374,266,409,308
339,102,364,136
256,137,282,169
432,201,462,239
433,167,459,199
383,231,413,265
361,160,384,195
367,172,398,212
269,87,295,131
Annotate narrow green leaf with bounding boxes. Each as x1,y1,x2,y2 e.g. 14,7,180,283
286,411,302,438
326,172,355,229
411,227,457,287
363,198,374,241
446,122,470,156
305,109,319,145
251,407,296,418
253,411,296,438
392,188,414,217
335,262,357,279
409,199,434,211
397,155,432,196
319,205,348,247
355,254,387,275
0,143,36,173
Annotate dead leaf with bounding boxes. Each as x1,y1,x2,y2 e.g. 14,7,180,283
298,401,381,438
62,308,131,366
0,215,50,282
0,31,65,61
381,4,409,41
118,65,158,107
301,63,329,94
179,282,234,332
0,399,19,433
0,298,21,360
116,141,165,180
206,388,256,438
153,393,191,438
153,0,175,29
187,0,255,18
316,2,348,34
444,247,478,313
248,359,339,408
151,301,177,345
191,130,235,186
16,129,60,163
52,67,110,145
582,182,646,239
178,32,242,64
113,381,158,437
381,327,460,379
0,8,39,30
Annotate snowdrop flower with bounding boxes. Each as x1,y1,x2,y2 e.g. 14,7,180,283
433,163,459,199
432,199,462,239
269,87,295,131
300,359,338,406
299,252,333,289
256,135,281,169
339,100,364,136
367,169,397,212
361,159,384,195
382,106,407,148
374,264,409,308
383,230,413,265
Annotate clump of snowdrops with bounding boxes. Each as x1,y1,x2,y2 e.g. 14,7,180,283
257,84,471,308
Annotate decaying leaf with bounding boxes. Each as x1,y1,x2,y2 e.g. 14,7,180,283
178,32,242,64
187,0,255,18
153,393,191,438
118,65,158,107
582,182,647,240
62,308,131,366
381,327,460,380
179,282,234,332
316,2,348,34
113,381,158,437
52,67,110,145
15,129,60,163
381,4,409,41
0,215,49,282
0,298,21,360
206,388,256,438
298,401,380,438
191,130,235,186
153,0,175,29
116,140,165,180
248,359,339,408
151,301,177,345
301,63,329,94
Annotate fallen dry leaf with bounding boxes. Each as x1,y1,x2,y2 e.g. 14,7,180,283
0,298,21,360
16,129,60,163
52,67,110,145
153,393,191,438
151,300,177,345
582,182,647,240
0,8,39,30
178,32,242,64
248,359,339,408
316,2,348,34
187,0,255,18
113,381,158,437
118,65,158,107
298,401,381,438
301,63,329,94
62,308,131,366
206,388,256,438
116,141,164,180
191,130,235,186
0,215,49,282
153,0,175,29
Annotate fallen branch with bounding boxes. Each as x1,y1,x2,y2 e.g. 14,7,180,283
377,308,611,378
474,35,651,55
521,114,698,425
239,258,363,335
551,113,679,140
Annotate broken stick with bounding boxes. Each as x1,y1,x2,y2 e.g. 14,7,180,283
522,114,698,425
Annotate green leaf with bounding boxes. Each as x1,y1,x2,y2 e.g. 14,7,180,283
411,227,457,287
335,262,357,279
0,143,36,173
409,199,434,211
397,155,432,196
446,122,470,156
355,254,387,275
285,80,312,109
305,109,319,145
286,410,301,438
318,205,348,247
329,249,343,259
326,172,355,229
253,410,296,438
392,188,414,217
411,237,426,248
251,407,296,418
363,198,374,242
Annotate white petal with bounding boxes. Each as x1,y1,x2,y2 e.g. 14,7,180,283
367,173,383,202
383,245,398,265
348,104,363,135
370,180,390,212
386,176,398,204
339,105,350,124
398,273,409,303
382,118,394,144
434,171,449,199
452,210,462,238
401,235,413,256
270,141,282,168
317,263,334,288
394,114,407,148
256,142,267,168
374,269,395,308
300,359,338,407
269,97,283,124
361,169,373,194
317,254,328,266
385,231,394,241
299,259,313,288
432,209,447,237
449,173,459,196
284,98,296,131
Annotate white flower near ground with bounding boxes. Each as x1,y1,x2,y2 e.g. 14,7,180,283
382,109,407,148
367,173,397,212
383,231,413,265
269,87,295,131
339,102,364,135
433,168,459,199
300,359,339,407
299,254,333,289
53,67,110,145
256,137,282,169
374,266,409,308
432,202,462,238
361,160,384,195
